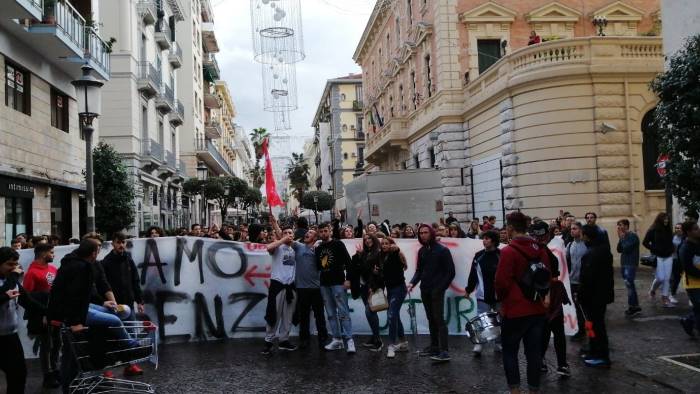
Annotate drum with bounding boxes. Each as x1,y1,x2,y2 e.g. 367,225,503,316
465,312,501,344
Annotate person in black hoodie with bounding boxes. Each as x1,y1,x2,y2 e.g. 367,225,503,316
349,233,383,351
379,237,409,358
643,212,675,307
408,223,456,362
465,230,501,357
578,225,614,368
101,232,145,377
0,247,45,394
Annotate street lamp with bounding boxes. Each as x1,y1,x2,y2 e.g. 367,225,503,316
313,195,319,224
197,163,208,180
71,64,103,233
593,15,608,36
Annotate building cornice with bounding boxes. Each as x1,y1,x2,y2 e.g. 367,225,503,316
353,0,393,63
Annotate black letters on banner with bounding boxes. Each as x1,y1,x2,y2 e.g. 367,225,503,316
139,238,168,285
194,292,228,340
228,292,267,333
206,242,247,279
153,290,190,341
174,237,205,285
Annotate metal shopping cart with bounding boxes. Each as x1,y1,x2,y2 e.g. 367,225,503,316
60,321,159,394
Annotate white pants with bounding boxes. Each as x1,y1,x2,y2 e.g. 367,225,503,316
653,256,673,297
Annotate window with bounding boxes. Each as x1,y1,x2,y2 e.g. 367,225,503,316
141,105,148,141
407,0,413,24
4,197,31,245
343,153,348,160
358,146,365,162
340,93,346,101
158,119,164,144
429,146,435,167
414,154,420,169
5,62,30,115
171,127,176,156
389,96,394,117
642,109,664,190
399,85,404,113
424,55,432,98
355,85,363,101
411,71,417,109
396,17,401,45
51,89,69,132
477,39,502,74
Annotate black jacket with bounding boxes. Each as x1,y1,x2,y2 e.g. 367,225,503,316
348,250,382,298
89,261,112,306
381,251,406,289
410,241,456,292
316,239,352,287
578,241,614,306
465,248,500,304
48,253,95,326
643,227,674,258
101,250,143,306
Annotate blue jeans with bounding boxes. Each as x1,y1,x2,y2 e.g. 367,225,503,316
386,285,406,344
360,284,380,339
621,265,639,308
86,304,132,343
320,285,353,340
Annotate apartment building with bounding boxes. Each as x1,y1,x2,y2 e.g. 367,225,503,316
311,74,365,212
99,0,186,235
0,0,111,244
353,0,665,233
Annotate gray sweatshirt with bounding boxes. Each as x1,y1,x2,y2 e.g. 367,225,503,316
567,239,588,285
0,277,20,335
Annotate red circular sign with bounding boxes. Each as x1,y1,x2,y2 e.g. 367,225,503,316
656,154,669,177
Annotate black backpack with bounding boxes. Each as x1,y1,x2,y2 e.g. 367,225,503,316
511,245,551,302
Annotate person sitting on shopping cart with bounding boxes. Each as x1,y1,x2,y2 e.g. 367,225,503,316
465,230,501,357
49,239,139,392
101,231,146,377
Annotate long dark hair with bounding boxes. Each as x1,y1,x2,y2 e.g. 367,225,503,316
651,212,672,234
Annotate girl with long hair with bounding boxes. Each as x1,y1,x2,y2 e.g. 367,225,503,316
643,212,675,307
351,233,383,350
379,237,409,358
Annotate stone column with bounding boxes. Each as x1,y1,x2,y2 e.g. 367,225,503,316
432,0,461,91
435,123,471,223
500,97,519,211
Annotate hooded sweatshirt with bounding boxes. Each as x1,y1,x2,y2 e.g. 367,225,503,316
409,224,455,292
316,238,352,287
495,236,552,319
48,252,95,326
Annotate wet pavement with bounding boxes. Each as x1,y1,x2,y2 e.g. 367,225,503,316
11,268,700,393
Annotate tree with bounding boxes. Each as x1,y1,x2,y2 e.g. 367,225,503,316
247,165,265,189
650,34,700,213
241,186,262,221
286,152,310,204
301,191,334,224
249,127,269,163
200,176,249,223
93,142,135,237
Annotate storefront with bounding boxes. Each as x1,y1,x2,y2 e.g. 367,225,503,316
1,176,34,245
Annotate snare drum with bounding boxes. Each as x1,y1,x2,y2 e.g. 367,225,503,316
465,311,501,344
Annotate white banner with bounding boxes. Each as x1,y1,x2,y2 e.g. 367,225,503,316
15,236,576,358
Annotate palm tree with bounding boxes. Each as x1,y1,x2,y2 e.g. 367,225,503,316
247,165,265,189
286,152,310,204
249,127,269,164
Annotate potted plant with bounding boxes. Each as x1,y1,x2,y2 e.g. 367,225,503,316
105,37,117,54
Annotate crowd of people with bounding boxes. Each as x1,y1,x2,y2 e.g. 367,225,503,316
1,208,700,394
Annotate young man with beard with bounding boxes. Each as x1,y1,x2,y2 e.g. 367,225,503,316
408,224,455,363
495,212,553,393
465,230,501,356
23,243,60,388
101,232,145,376
316,222,355,353
617,219,641,317
262,226,298,354
293,229,328,349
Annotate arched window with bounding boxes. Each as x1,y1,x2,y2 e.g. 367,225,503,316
641,109,664,190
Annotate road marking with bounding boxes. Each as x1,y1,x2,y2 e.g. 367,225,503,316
631,315,681,322
659,354,700,373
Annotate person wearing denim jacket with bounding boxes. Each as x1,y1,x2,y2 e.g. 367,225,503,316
616,219,641,316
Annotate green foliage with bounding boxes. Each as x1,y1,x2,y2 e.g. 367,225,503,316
242,187,262,208
650,34,700,212
200,176,249,219
286,152,310,203
182,178,204,196
249,127,269,163
248,164,265,189
301,191,333,223
92,142,135,237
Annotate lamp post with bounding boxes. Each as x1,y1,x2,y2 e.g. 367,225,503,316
72,64,103,234
313,195,319,224
196,163,208,225
593,15,608,36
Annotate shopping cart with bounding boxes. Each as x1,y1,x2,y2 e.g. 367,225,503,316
60,321,159,394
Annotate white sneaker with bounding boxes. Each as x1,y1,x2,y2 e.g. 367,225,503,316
669,295,679,304
324,338,344,351
387,344,395,358
395,341,409,352
346,339,356,354
473,344,483,356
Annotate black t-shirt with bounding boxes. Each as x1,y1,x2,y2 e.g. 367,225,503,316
315,239,352,287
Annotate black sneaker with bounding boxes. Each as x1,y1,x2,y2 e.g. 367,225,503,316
362,338,376,348
556,366,571,378
624,307,642,317
419,346,438,357
369,339,383,352
278,341,298,351
430,351,451,363
680,317,696,338
261,341,274,355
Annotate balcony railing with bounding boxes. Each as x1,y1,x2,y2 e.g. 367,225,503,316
194,137,232,175
84,27,110,77
164,84,174,104
202,53,220,81
169,99,185,125
141,139,164,162
178,159,187,177
138,61,161,96
154,19,172,50
165,150,176,169
53,0,85,52
168,41,182,68
352,100,363,111
176,100,184,117
356,131,365,141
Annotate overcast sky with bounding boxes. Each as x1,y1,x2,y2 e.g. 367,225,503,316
212,0,375,154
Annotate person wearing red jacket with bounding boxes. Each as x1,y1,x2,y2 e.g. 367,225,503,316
23,242,60,388
495,212,553,394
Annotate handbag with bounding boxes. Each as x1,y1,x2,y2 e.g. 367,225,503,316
640,254,657,268
368,288,389,312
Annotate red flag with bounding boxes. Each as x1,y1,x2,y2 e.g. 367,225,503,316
262,138,284,207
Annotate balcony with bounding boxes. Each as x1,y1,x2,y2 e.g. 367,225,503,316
355,131,365,141
169,99,184,126
155,84,175,114
168,42,182,69
158,150,177,179
154,20,171,50
315,176,322,189
3,0,43,21
137,61,161,97
83,27,111,79
194,137,232,176
136,0,157,25
201,22,219,53
204,119,223,139
141,139,164,170
202,53,220,81
176,159,188,180
314,155,321,166
352,100,363,111
364,117,409,165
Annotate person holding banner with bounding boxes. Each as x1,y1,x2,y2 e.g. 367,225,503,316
379,237,409,358
350,233,383,352
316,222,356,354
408,224,455,363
